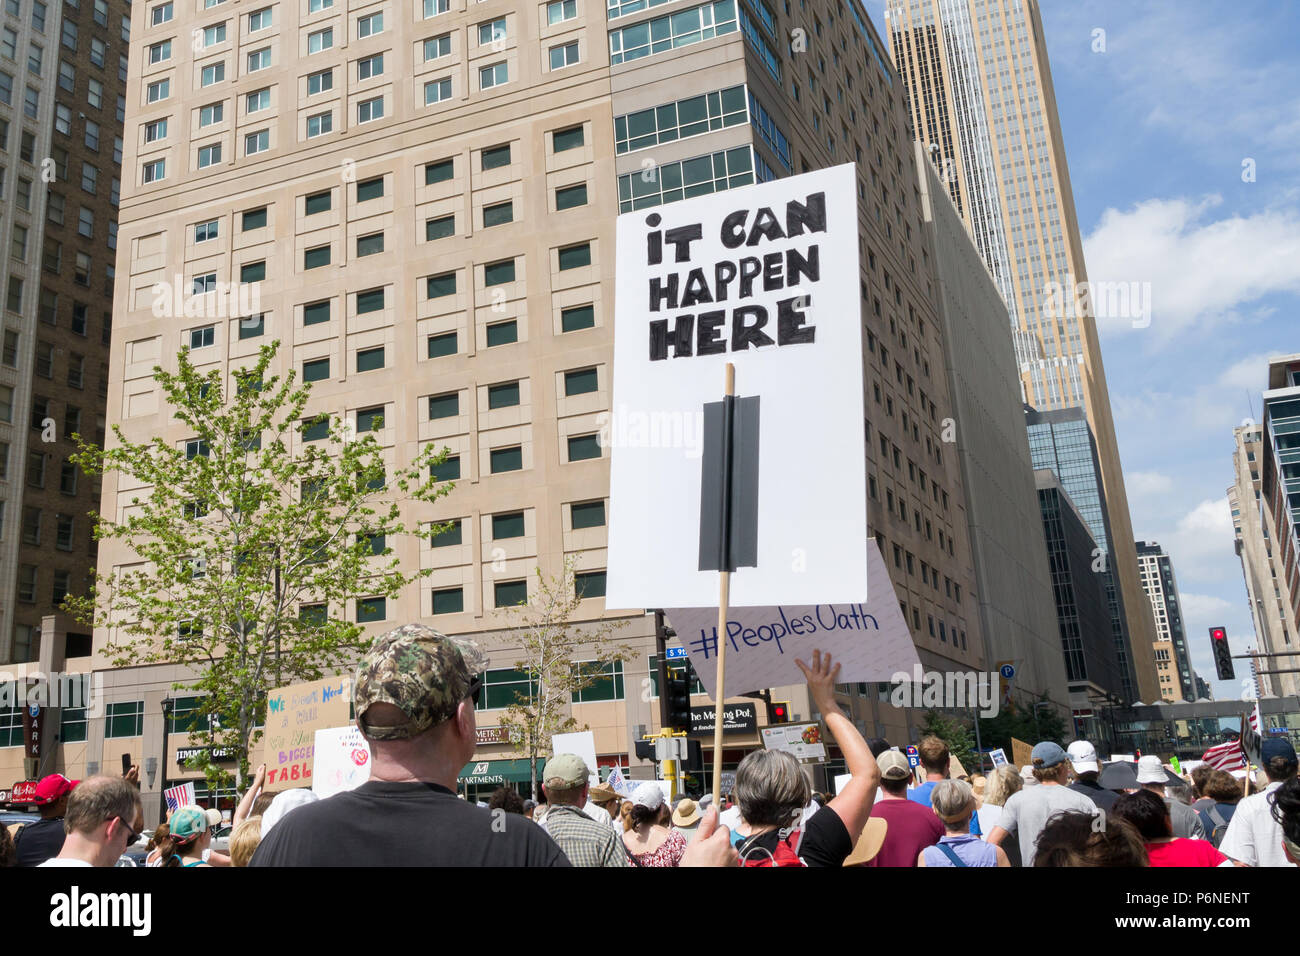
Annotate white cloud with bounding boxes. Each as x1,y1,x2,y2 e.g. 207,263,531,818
1126,471,1173,497
1083,196,1300,339
1178,592,1232,622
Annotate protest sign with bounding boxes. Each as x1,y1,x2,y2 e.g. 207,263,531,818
1011,738,1034,769
761,722,827,764
606,163,865,609
312,726,372,799
666,540,920,697
257,675,352,788
552,730,598,784
989,748,1008,768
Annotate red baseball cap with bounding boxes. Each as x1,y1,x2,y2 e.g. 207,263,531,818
33,773,78,804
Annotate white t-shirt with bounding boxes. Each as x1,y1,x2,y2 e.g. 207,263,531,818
998,783,1099,865
976,803,1004,836
38,858,93,867
1218,781,1297,868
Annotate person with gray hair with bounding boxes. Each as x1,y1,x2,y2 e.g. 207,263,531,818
918,780,1007,867
733,649,880,866
39,776,143,868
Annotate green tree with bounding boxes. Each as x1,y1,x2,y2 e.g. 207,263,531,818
496,558,633,800
64,340,452,794
919,709,979,777
978,693,1067,759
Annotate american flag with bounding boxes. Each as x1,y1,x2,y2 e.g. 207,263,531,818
607,766,633,797
163,782,196,813
1201,739,1247,772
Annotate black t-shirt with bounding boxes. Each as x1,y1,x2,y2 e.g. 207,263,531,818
248,781,571,867
14,817,67,867
737,806,853,867
1069,779,1119,812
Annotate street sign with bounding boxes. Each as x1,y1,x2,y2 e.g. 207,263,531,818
906,744,920,769
664,646,687,660
999,664,1015,680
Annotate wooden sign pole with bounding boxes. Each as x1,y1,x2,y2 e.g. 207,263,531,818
712,363,736,810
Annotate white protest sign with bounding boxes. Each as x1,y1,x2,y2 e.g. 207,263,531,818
606,164,865,608
666,540,921,696
551,730,598,785
312,725,371,799
989,748,1008,768
834,772,852,795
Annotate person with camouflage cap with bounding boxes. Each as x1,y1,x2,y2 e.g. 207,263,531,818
250,623,570,867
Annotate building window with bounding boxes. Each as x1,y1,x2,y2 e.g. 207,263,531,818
423,0,448,17
200,62,225,87
482,201,512,227
423,33,450,62
483,259,515,286
431,519,462,547
356,405,384,432
146,78,169,102
575,570,606,599
555,183,587,210
426,272,456,298
485,321,516,347
248,7,272,31
307,68,332,94
617,145,753,211
487,382,519,409
427,331,456,358
430,455,459,481
238,314,264,339
306,112,332,137
106,701,144,738
151,2,173,25
240,261,266,283
424,158,453,184
356,288,385,314
303,245,331,270
492,511,525,539
547,0,576,24
144,118,167,142
571,660,623,702
489,446,522,473
609,0,738,63
305,190,331,214
243,207,267,230
356,232,384,257
197,143,222,167
571,500,605,529
431,588,464,615
17,564,37,601
203,23,227,46
494,580,527,608
303,358,329,382
558,243,591,270
568,434,600,461
561,304,595,332
244,129,269,155
303,300,330,325
549,41,579,69
356,347,384,373
478,62,507,89
356,176,383,201
564,368,598,396
246,46,270,71
308,27,333,54
356,596,386,622
199,102,224,126
358,52,383,80
142,159,165,182
614,85,747,154
357,95,383,123
428,392,459,419
246,88,271,113
424,76,451,104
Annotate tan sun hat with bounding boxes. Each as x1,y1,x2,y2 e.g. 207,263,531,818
842,817,888,866
672,798,702,828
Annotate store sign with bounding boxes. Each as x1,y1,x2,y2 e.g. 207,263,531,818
22,704,42,759
10,780,39,803
688,702,757,737
475,727,512,746
176,747,236,763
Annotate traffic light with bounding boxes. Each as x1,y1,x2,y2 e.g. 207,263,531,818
1210,626,1234,680
767,700,791,724
664,670,692,731
684,739,704,773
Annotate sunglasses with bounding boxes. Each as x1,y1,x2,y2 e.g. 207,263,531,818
467,674,482,706
115,816,141,846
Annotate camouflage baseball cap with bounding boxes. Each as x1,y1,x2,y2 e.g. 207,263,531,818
354,622,488,740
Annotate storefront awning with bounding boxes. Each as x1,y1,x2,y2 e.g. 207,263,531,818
458,759,538,787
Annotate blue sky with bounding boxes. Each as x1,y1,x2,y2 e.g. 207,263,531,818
861,1,1300,701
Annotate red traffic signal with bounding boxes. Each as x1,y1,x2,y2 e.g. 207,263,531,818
767,701,790,723
1210,626,1234,680
1211,627,1226,641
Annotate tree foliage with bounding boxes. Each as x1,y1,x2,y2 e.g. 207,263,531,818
919,709,979,777
496,558,634,800
64,340,452,793
978,692,1067,761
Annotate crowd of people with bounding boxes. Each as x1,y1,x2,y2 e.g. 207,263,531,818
3,622,1299,868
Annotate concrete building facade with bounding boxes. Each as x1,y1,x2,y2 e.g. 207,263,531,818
1135,540,1193,703
914,138,1064,714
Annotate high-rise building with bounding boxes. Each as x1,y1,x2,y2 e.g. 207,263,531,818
1034,469,1122,746
1135,540,1193,703
0,0,123,665
915,139,1065,712
43,0,991,816
1228,358,1300,700
884,0,1161,703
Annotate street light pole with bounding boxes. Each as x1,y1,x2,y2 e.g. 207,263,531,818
159,697,173,824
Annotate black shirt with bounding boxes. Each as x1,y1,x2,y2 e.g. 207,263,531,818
1069,779,1120,813
248,781,571,867
737,806,853,867
14,817,66,867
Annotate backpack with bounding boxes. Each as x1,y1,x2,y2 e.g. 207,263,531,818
1204,805,1230,848
739,828,807,867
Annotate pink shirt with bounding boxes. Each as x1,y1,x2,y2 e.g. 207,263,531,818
1145,839,1227,867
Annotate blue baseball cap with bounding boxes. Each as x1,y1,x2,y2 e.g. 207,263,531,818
1262,737,1297,766
1031,741,1069,768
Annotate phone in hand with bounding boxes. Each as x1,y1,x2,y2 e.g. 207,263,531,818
121,753,132,775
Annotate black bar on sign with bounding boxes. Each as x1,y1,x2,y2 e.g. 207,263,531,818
698,395,760,571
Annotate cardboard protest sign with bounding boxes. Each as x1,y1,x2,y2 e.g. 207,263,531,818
761,722,827,764
606,164,866,608
551,730,598,785
312,725,371,799
1011,737,1033,770
257,675,352,788
666,540,920,697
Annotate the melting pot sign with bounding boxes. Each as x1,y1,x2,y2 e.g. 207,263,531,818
607,163,866,608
